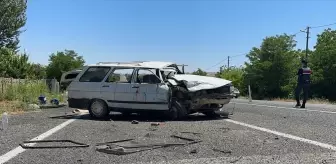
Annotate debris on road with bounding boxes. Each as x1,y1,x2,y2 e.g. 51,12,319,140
212,148,232,154
151,122,164,126
49,114,79,119
230,156,243,163
95,135,202,155
180,131,202,135
50,98,60,105
38,95,47,104
19,140,89,149
131,120,139,124
190,149,197,154
170,135,197,142
72,109,89,114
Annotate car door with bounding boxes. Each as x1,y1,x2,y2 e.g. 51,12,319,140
131,68,169,110
102,68,136,109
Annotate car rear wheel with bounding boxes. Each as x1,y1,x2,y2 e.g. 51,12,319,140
88,99,109,119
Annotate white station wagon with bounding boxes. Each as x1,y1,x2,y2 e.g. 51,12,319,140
67,61,234,120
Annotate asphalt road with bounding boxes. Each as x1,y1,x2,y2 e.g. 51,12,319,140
1,99,336,164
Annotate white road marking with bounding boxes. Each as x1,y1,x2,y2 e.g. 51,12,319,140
225,119,336,151
232,102,336,114
0,118,77,164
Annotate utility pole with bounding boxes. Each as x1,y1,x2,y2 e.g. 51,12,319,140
305,26,310,60
301,26,310,61
227,56,230,70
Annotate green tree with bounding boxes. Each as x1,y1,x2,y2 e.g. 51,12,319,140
192,68,207,76
243,34,300,99
28,63,46,79
0,47,31,78
310,28,336,101
46,50,85,81
216,67,244,93
0,0,27,50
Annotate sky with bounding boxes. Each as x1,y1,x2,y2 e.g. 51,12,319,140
19,0,336,72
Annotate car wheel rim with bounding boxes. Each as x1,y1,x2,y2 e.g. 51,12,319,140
91,101,104,116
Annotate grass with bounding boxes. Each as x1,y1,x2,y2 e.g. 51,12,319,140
0,80,65,115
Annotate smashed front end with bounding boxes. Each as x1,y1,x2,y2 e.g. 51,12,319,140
187,84,233,112
167,74,234,113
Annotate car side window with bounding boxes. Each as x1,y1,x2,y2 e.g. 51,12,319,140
65,73,79,80
106,68,134,83
136,69,161,84
79,67,111,82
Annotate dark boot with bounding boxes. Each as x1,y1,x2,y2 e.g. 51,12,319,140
300,104,305,108
295,100,301,108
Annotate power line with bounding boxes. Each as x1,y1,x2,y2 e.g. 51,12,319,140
292,30,304,36
205,58,227,71
230,53,247,58
205,53,247,71
311,22,336,29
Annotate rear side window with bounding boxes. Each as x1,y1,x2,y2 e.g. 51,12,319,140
65,73,79,79
79,67,111,82
106,68,134,83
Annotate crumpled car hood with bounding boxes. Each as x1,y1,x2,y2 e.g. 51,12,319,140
171,74,232,92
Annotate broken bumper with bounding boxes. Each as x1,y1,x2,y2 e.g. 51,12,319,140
190,95,233,110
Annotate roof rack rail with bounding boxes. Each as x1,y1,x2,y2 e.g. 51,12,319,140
96,61,147,65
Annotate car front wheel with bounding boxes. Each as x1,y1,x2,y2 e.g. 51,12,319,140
88,99,109,119
167,100,187,120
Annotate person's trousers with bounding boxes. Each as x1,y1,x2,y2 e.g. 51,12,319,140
295,84,310,105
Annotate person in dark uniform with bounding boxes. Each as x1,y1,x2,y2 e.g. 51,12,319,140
295,59,312,108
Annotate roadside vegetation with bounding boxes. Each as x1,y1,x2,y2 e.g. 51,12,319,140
193,31,336,103
0,0,83,114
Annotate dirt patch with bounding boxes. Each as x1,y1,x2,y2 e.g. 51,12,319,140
0,100,27,115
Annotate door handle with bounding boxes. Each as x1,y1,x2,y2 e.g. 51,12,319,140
132,86,139,88
102,85,109,87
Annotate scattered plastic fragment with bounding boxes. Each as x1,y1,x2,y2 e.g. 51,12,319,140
19,140,89,149
212,148,232,154
131,120,139,124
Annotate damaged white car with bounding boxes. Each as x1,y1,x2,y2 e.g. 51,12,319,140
67,61,234,120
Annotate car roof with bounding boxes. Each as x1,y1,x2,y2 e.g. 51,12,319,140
87,61,175,69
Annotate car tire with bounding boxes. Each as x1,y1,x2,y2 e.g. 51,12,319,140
88,99,109,119
167,100,187,120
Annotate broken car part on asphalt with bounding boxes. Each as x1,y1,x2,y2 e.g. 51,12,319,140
95,135,202,155
19,140,89,149
49,114,79,119
212,148,232,154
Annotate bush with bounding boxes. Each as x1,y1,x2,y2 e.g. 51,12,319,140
1,80,64,104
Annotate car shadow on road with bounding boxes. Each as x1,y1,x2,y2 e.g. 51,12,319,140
49,112,229,122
